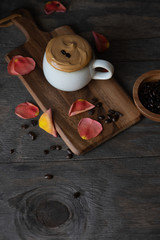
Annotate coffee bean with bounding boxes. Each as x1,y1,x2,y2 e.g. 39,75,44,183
98,115,105,120
61,49,66,55
107,114,113,120
67,148,73,154
10,149,15,154
96,102,102,107
21,124,29,129
31,120,38,126
44,174,53,179
105,118,112,123
73,191,81,198
50,145,56,150
66,53,71,58
66,153,73,159
108,109,115,114
28,131,36,140
56,145,62,150
91,97,98,104
112,114,119,122
44,150,49,154
115,111,123,117
88,109,95,115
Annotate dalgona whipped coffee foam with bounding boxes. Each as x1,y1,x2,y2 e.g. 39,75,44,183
46,34,92,72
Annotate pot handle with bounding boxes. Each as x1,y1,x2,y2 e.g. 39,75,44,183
92,59,114,80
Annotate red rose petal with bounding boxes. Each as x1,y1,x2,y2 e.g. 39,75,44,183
78,118,103,140
92,31,110,53
69,99,95,116
8,55,36,75
44,1,66,15
15,102,39,119
39,109,57,137
7,58,19,75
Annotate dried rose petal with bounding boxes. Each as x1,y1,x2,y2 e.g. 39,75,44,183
7,55,36,75
69,99,95,116
15,102,39,119
39,109,57,137
44,1,66,15
78,118,103,140
92,31,110,53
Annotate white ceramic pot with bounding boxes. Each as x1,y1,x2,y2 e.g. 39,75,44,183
43,53,114,92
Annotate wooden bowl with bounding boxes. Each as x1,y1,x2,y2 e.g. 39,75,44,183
133,70,160,122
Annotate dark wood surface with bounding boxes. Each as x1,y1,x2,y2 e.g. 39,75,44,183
0,0,160,239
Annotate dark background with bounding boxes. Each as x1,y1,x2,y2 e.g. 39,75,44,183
0,0,160,239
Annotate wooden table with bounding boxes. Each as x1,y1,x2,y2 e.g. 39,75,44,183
0,0,160,239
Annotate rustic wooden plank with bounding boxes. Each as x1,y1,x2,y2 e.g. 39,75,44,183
0,158,160,239
1,0,160,43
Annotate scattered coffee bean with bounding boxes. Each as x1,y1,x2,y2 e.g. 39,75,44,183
66,153,73,159
107,114,113,120
50,145,56,150
96,102,102,108
67,148,73,155
115,111,123,117
21,124,29,129
88,109,95,115
98,115,105,120
105,109,122,124
10,149,15,154
73,191,81,198
66,53,71,58
44,174,54,179
31,120,38,126
44,149,49,154
56,145,62,150
28,131,36,140
91,97,98,104
112,114,119,122
105,118,112,124
108,109,115,115
61,49,66,55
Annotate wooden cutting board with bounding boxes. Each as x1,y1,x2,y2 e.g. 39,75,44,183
5,9,141,155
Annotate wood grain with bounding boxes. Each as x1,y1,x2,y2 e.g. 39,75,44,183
0,158,160,239
1,1,160,239
5,9,141,155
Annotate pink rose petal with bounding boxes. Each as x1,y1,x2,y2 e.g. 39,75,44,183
44,1,66,15
8,55,36,75
7,58,19,75
78,118,103,140
15,102,39,119
69,99,95,116
92,31,110,53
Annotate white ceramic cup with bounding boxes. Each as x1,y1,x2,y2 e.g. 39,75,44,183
43,53,114,92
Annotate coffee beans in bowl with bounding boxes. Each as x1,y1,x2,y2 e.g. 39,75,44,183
133,70,160,122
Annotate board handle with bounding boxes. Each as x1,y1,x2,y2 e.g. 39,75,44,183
8,9,43,42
